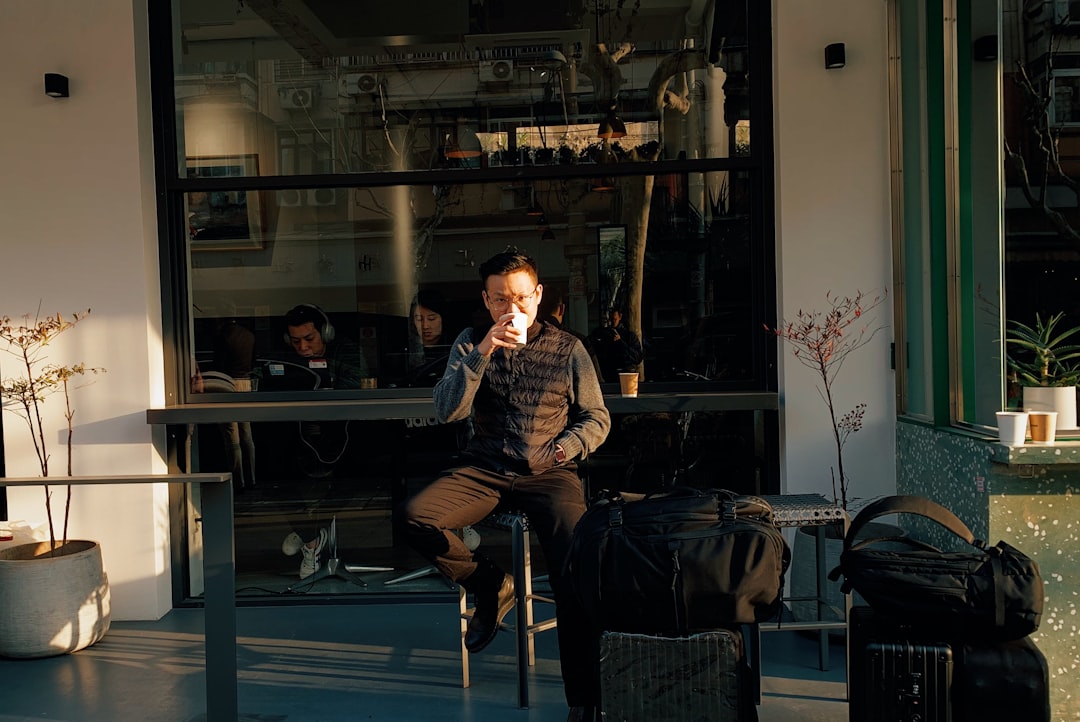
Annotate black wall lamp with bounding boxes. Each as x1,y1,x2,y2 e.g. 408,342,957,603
973,35,998,62
44,73,69,98
824,43,846,70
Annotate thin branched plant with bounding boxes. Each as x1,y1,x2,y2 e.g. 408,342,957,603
766,290,886,510
0,308,104,551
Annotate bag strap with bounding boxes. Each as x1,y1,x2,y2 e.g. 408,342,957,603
844,495,977,551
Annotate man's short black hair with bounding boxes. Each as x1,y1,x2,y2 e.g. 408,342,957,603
285,304,326,329
479,251,538,288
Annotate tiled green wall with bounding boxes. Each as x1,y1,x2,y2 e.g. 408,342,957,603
897,420,1079,721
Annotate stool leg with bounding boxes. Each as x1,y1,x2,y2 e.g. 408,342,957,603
459,583,470,688
512,515,530,709
747,622,762,704
815,524,830,671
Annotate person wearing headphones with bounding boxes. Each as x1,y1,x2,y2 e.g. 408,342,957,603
282,303,368,390
278,303,370,579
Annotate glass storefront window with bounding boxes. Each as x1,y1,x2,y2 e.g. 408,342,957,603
173,1,752,177
186,173,763,395
163,0,774,600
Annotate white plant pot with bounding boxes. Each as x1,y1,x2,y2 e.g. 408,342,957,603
0,540,111,658
1022,386,1077,431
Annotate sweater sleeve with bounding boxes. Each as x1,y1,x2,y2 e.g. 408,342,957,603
555,341,612,461
433,328,489,423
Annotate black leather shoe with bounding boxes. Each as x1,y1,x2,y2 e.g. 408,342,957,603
464,573,515,653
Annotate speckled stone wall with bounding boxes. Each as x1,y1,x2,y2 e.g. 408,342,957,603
896,420,1079,721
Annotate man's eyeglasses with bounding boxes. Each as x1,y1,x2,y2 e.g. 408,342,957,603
487,286,538,309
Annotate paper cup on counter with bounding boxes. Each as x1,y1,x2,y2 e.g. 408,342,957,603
619,372,639,398
995,411,1029,446
1028,411,1058,444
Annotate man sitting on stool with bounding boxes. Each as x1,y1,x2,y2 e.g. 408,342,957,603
396,251,611,722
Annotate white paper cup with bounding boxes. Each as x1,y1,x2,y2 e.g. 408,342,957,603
619,372,639,397
500,312,527,349
996,411,1029,446
1029,411,1058,444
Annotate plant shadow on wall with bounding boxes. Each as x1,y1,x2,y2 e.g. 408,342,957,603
0,308,110,659
766,290,887,511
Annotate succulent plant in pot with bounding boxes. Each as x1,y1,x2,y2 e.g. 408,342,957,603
0,308,110,658
1006,312,1080,429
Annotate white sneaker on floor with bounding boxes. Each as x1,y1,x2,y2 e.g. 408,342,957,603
299,528,329,579
281,532,304,556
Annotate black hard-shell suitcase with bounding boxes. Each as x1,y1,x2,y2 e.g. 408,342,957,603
599,628,756,722
951,636,1050,722
850,606,953,721
849,606,1050,722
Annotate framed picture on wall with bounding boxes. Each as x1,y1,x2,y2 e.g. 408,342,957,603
597,224,627,316
186,155,264,251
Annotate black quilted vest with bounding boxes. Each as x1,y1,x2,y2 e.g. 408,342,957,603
467,321,577,474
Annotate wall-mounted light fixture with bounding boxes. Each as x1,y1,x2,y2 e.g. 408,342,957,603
824,43,846,70
44,73,69,98
973,35,998,62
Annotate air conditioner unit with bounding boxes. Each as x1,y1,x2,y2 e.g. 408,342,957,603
277,189,304,207
278,86,317,109
343,73,379,95
479,59,514,83
307,188,337,206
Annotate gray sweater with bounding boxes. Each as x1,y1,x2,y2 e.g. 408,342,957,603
434,320,611,475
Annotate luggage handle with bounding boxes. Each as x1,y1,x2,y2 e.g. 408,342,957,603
843,495,979,552
596,487,771,528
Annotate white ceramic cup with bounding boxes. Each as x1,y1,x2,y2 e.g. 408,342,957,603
500,312,527,349
995,411,1029,446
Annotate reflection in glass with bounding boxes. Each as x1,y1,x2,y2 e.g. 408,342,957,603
173,0,753,175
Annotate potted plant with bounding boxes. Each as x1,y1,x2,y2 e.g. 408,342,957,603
1006,312,1080,430
767,289,896,623
0,308,109,658
534,146,555,165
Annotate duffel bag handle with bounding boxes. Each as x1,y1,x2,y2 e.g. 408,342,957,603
844,495,977,551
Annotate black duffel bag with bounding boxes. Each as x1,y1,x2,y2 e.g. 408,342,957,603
565,487,791,634
829,495,1043,641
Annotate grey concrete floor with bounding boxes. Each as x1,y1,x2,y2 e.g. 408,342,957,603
0,604,848,721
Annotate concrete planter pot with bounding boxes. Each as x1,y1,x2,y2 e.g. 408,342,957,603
0,540,111,658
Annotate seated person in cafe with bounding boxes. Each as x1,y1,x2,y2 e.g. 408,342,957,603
408,288,455,387
396,251,611,722
276,303,369,579
280,303,368,390
538,285,604,382
589,306,643,382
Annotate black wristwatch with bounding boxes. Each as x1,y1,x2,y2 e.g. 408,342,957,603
554,444,567,463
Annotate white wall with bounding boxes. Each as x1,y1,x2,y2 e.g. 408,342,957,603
0,1,172,620
773,0,897,506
